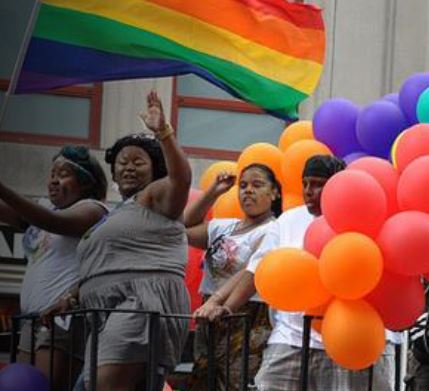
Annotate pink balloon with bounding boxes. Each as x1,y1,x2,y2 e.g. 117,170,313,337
377,211,429,275
397,156,429,214
366,270,425,330
321,170,387,238
347,157,399,216
304,216,336,257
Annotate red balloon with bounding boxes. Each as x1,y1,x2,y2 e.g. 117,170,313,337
347,157,399,216
395,123,429,172
304,216,336,257
366,270,425,330
321,170,387,238
397,156,429,214
377,211,429,275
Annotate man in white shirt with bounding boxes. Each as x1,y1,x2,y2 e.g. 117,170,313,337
203,155,395,390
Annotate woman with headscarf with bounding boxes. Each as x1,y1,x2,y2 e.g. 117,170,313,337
0,146,108,390
76,91,192,391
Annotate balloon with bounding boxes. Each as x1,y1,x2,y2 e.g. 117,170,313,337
255,248,332,311
398,72,429,124
304,216,336,257
382,93,400,106
343,151,368,165
393,124,429,172
282,192,304,211
347,157,399,216
306,302,330,334
313,98,361,157
281,139,331,194
322,299,385,370
199,161,237,192
319,233,383,300
321,170,387,238
366,271,425,330
356,101,407,158
377,211,429,275
237,143,283,183
417,87,429,123
390,131,404,168
397,156,429,213
0,363,49,391
278,120,314,152
212,186,244,219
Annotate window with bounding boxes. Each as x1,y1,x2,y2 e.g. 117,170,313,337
0,0,101,147
172,75,288,160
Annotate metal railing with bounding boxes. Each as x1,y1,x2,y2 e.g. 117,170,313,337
9,309,251,391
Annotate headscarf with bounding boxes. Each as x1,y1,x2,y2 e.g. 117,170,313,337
302,155,346,178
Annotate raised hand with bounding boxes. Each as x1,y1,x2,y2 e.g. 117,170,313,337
139,90,167,136
210,171,236,197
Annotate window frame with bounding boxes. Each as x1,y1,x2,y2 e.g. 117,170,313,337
170,76,275,160
0,79,102,148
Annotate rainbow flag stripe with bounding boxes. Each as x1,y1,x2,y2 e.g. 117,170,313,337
16,0,325,119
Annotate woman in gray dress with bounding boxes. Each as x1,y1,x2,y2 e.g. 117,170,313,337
77,91,192,390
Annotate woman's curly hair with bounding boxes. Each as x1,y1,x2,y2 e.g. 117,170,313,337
104,134,167,181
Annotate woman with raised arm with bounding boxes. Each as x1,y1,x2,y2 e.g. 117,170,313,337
185,164,282,391
76,91,192,391
0,146,108,390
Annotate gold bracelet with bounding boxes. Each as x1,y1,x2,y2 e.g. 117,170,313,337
156,123,174,141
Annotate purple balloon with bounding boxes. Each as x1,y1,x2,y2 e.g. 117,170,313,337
313,98,361,158
343,151,368,165
399,72,429,125
382,93,399,106
0,363,49,391
356,100,407,159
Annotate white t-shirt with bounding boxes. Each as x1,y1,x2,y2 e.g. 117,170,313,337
199,217,273,301
246,206,324,348
20,199,108,314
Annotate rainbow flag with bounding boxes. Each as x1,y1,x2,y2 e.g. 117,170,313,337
15,0,325,119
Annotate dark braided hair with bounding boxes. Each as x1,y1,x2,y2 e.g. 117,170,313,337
240,163,283,217
104,134,167,181
53,145,107,201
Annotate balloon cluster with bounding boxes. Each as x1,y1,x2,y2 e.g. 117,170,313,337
198,121,332,218
255,123,429,370
313,72,429,162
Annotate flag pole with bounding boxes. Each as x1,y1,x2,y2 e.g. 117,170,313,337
0,0,41,131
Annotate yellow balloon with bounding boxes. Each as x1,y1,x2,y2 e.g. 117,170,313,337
212,186,244,219
199,161,237,192
390,131,405,169
278,120,314,152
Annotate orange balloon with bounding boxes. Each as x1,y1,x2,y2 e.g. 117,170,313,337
319,233,383,300
282,192,304,211
281,140,331,194
255,248,332,311
278,120,314,152
212,185,244,219
306,302,330,334
237,143,283,183
199,161,237,192
322,299,385,370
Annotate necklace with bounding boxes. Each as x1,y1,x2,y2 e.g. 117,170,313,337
232,214,275,235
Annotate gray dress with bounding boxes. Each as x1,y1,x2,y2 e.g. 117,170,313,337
77,199,190,377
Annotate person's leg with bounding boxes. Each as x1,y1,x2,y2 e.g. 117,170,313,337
310,348,394,391
96,363,165,391
254,344,302,391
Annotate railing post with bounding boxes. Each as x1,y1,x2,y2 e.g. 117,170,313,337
89,311,99,391
241,315,251,391
299,315,312,391
147,312,161,391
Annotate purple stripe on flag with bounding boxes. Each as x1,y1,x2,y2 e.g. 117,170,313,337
16,38,234,94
